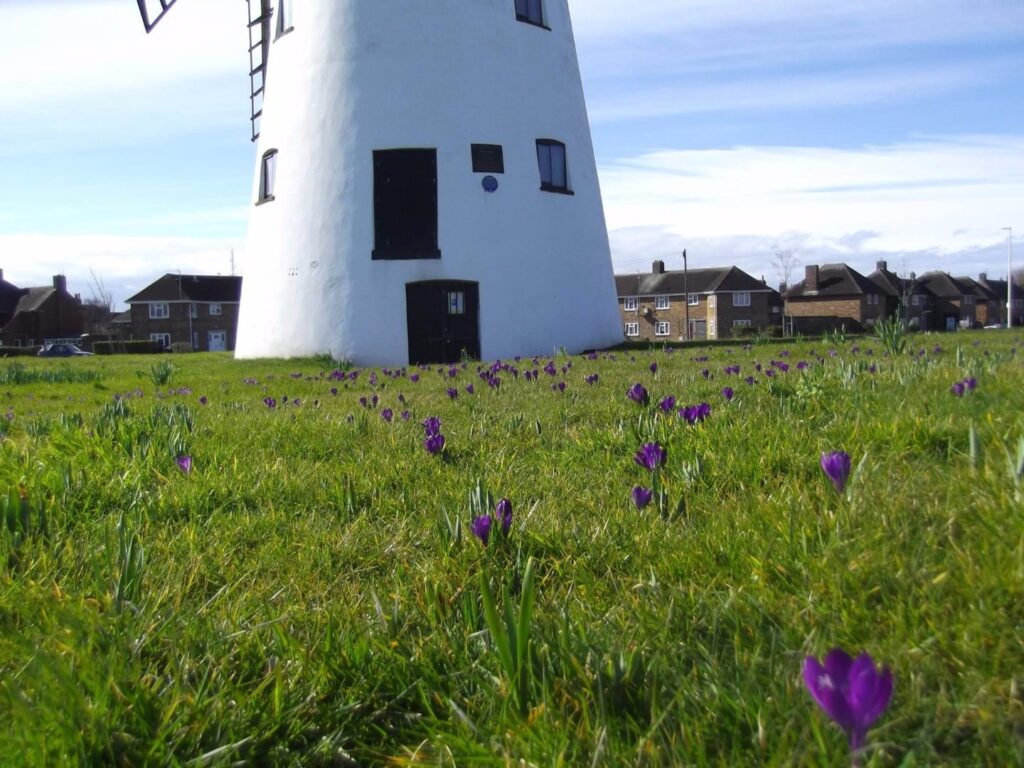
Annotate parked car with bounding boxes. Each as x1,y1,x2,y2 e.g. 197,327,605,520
37,343,93,357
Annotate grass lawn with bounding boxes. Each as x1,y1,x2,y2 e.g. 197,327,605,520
1,331,1022,766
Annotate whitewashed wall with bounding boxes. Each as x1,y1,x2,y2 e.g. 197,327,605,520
235,0,622,364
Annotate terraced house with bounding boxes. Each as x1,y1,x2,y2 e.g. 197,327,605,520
615,261,782,341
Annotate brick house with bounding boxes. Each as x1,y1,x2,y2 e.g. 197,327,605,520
0,272,85,347
124,274,242,351
783,264,890,334
615,261,782,341
908,272,976,331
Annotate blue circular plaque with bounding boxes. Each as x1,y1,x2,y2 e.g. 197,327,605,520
482,175,499,193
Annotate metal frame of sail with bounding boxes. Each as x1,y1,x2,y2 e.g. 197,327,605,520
136,0,179,33
247,0,274,142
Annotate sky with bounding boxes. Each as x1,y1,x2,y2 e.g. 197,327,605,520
2,0,1023,307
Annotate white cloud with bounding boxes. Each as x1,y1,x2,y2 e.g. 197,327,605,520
602,135,1024,278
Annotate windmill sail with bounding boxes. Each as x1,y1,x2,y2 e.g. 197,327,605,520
246,0,274,141
136,0,179,33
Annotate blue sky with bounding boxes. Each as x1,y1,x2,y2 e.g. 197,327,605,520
2,0,1023,306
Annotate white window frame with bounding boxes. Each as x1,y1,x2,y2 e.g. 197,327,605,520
688,293,699,306
624,322,639,337
258,149,278,203
209,303,223,316
623,297,638,312
655,296,670,310
276,0,294,38
150,332,171,348
149,302,169,320
655,321,670,337
732,291,751,307
515,0,545,26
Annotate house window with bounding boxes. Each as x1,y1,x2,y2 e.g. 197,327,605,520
448,291,465,315
515,0,545,27
190,303,198,319
258,149,278,204
276,0,293,38
150,332,171,349
655,321,670,336
624,322,639,337
209,303,222,316
149,303,169,319
536,139,570,193
471,144,504,174
655,296,670,310
688,294,699,306
732,291,751,307
623,297,638,312
373,149,440,260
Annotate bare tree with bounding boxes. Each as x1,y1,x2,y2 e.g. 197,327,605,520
771,245,800,290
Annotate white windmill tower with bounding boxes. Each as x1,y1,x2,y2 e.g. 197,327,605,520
137,0,623,365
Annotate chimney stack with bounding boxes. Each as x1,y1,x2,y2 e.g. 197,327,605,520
876,260,887,272
805,265,819,291
652,260,665,275
53,275,67,294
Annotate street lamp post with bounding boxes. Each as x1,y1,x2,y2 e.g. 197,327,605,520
683,249,690,341
1005,227,1014,329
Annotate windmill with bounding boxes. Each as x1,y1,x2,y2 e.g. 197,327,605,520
135,0,623,365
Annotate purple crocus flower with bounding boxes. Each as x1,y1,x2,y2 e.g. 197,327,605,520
471,514,492,546
424,433,446,455
634,442,666,471
631,485,653,509
627,383,649,406
496,498,513,536
721,386,734,401
176,455,192,475
803,649,893,756
820,451,852,493
659,395,676,413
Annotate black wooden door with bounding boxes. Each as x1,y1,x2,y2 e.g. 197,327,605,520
406,281,480,364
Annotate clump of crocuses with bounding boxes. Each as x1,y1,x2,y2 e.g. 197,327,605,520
422,416,445,455
803,649,893,765
627,383,649,406
472,498,514,546
820,450,852,493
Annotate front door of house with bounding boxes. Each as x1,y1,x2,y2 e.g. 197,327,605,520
406,281,480,364
208,330,227,352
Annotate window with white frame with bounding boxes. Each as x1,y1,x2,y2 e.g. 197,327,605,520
655,321,670,336
688,293,699,306
732,291,751,307
150,332,171,348
149,302,169,319
515,0,545,26
258,149,278,203
624,322,639,337
623,297,638,312
276,0,294,38
536,139,569,193
209,303,223,316
655,296,670,310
